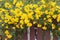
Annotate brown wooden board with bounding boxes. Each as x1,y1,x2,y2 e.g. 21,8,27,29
22,30,28,40
30,25,35,40
37,28,42,40
53,35,58,40
45,30,50,40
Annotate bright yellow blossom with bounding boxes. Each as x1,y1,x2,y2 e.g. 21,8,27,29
47,18,52,22
52,24,55,29
33,21,37,24
24,19,30,24
50,1,56,6
0,0,2,1
57,14,60,22
16,1,23,8
0,20,2,22
33,4,38,8
13,0,17,4
58,28,60,30
20,20,24,24
16,24,19,28
47,15,51,18
41,0,45,4
37,24,41,27
6,25,8,29
20,25,24,29
6,34,12,39
2,24,4,26
5,30,9,35
52,15,57,19
42,26,47,30
27,23,32,27
5,2,12,8
44,18,46,20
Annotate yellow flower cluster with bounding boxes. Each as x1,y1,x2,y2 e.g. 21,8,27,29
5,30,12,39
0,0,60,39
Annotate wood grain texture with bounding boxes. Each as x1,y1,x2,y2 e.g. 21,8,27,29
37,28,42,40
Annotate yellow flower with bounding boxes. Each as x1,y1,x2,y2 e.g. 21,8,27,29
41,0,45,4
16,1,23,8
44,22,47,25
27,23,32,27
14,18,18,22
42,26,47,30
2,24,4,26
0,0,2,1
47,18,52,22
5,2,12,8
52,15,57,19
5,14,12,20
6,25,8,29
10,9,15,14
8,22,12,24
5,38,8,40
13,0,17,4
33,21,37,24
20,14,28,20
4,20,8,23
45,10,49,14
29,4,33,8
37,24,41,27
7,34,12,39
11,18,15,24
20,25,24,29
44,18,46,20
5,30,9,35
33,4,38,8
58,28,60,30
50,1,56,6
27,13,34,20
57,14,60,22
56,6,60,9
24,19,29,24
24,5,30,12
47,15,51,18
20,20,24,24
52,24,55,29
35,14,39,19
16,24,19,28
0,20,2,22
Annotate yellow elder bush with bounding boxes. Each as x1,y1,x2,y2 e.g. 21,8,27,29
0,0,60,39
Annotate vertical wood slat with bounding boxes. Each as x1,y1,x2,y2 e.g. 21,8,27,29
22,30,27,40
53,35,58,40
37,28,42,40
45,30,50,40
30,25,35,40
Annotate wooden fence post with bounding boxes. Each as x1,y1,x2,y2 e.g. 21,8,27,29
22,30,27,40
53,35,58,40
30,25,35,40
44,30,50,40
37,28,42,40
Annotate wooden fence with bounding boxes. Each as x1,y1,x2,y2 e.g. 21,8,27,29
22,25,58,40
0,25,58,40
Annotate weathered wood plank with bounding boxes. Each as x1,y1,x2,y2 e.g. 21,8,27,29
45,30,50,40
22,30,27,40
37,28,42,40
53,35,58,40
30,25,35,40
